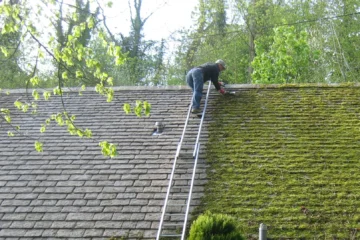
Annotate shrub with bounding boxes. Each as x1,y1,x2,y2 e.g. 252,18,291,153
188,211,244,240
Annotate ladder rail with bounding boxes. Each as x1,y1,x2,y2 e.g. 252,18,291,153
181,142,201,240
156,103,192,240
193,83,211,157
176,100,193,157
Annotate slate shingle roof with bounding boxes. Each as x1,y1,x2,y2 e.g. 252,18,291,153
0,86,210,239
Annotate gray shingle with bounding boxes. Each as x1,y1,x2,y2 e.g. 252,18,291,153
0,87,207,239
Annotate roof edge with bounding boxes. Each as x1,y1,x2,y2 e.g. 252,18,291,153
227,83,360,89
2,83,360,93
1,85,191,93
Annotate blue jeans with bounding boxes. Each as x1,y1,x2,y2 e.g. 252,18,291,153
186,68,203,109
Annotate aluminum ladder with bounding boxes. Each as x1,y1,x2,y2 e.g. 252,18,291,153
156,83,212,240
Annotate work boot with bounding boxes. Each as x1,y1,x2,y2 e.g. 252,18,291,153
191,108,202,114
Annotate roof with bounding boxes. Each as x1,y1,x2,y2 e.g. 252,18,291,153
2,84,359,239
0,86,209,239
202,84,360,239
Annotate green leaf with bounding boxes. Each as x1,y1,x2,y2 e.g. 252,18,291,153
38,49,44,58
53,87,62,95
40,124,46,133
76,70,83,78
7,131,14,137
30,76,40,86
1,108,10,114
134,100,142,117
84,129,92,138
22,104,29,113
32,89,40,100
14,100,23,110
62,71,68,79
77,129,84,137
87,16,95,29
34,141,43,152
5,115,11,123
71,12,78,22
107,77,114,86
1,46,9,57
143,101,151,116
43,91,51,100
123,103,131,114
106,88,114,102
99,141,117,158
55,114,64,126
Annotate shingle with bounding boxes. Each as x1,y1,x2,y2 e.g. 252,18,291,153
9,221,36,228
42,213,67,221
66,213,94,221
0,229,27,237
0,87,206,239
83,229,104,237
56,229,85,237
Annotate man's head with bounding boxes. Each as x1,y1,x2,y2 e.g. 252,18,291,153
216,59,226,71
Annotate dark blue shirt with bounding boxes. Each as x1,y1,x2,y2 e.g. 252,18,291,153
196,63,221,90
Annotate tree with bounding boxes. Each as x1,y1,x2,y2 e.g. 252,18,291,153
53,0,101,87
251,24,318,84
0,0,28,88
0,0,150,157
0,24,28,88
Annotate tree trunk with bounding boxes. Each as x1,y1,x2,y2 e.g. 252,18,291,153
248,0,256,82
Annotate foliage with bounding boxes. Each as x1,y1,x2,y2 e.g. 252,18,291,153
188,211,244,240
0,0,126,157
2,0,360,156
202,86,360,238
123,100,151,117
0,28,28,88
251,24,319,84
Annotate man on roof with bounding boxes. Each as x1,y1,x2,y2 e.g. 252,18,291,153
186,59,227,114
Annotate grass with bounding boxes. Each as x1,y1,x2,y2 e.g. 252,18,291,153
199,86,360,239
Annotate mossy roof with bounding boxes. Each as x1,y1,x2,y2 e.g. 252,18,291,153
1,85,360,239
203,85,360,239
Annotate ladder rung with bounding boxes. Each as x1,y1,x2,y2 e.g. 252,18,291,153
163,223,183,227
179,144,194,149
171,186,189,189
178,153,194,158
160,234,182,237
167,204,186,206
170,195,188,198
165,213,184,216
176,162,192,166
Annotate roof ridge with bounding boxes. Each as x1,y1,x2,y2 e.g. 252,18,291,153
2,83,360,93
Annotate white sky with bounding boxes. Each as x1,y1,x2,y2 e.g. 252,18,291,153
102,0,198,40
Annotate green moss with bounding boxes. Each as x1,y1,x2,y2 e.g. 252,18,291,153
200,86,360,239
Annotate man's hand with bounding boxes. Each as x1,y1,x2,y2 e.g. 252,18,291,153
219,81,225,87
219,88,226,95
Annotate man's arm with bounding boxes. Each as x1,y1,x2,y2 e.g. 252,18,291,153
211,73,221,90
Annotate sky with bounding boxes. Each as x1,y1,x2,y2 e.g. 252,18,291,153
103,0,198,41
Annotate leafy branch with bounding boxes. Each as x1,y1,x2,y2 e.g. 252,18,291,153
0,1,131,158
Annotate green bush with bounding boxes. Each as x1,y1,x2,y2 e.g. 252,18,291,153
188,211,244,240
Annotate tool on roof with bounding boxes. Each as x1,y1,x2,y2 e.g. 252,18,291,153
220,81,236,95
